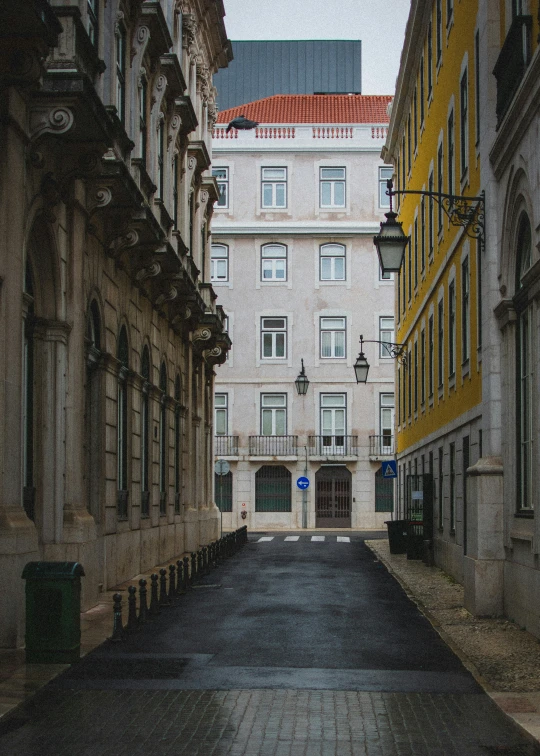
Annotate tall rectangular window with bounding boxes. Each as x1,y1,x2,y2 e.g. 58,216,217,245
215,393,228,435
262,167,287,208
407,238,412,301
446,0,453,26
379,316,395,358
320,317,346,358
157,117,165,199
379,166,393,208
115,25,126,125
449,280,456,376
477,239,482,350
414,217,419,289
427,22,433,98
462,257,470,363
139,77,147,166
438,298,444,388
321,394,346,451
449,442,456,531
518,304,534,510
320,167,346,208
436,0,443,64
261,317,287,359
261,394,287,435
380,394,395,452
475,30,480,145
87,0,98,47
320,244,345,280
428,313,434,397
401,136,406,189
428,171,434,259
213,167,229,208
210,244,229,282
413,87,418,150
438,446,444,528
407,118,412,172
447,110,455,198
420,327,426,404
414,340,418,413
407,347,412,418
261,243,287,281
420,197,426,272
460,68,469,177
420,55,425,125
437,142,444,234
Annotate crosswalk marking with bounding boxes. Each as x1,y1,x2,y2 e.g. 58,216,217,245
257,537,275,542
254,536,352,544
284,536,300,541
311,536,325,542
337,536,350,543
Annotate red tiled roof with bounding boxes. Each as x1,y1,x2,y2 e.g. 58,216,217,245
216,95,392,125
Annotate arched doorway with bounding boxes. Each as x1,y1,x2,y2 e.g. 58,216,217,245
315,466,351,527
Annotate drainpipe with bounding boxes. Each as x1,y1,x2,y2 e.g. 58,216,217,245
302,445,308,528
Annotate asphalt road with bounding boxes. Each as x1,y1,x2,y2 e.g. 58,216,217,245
1,532,539,755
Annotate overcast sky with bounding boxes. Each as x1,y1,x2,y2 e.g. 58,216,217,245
221,0,411,96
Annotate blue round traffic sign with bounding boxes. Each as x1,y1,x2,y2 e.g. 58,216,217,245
297,476,310,490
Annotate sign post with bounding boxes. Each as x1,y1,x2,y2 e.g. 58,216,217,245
214,459,230,538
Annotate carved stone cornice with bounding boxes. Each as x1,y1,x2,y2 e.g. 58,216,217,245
138,1,173,60
174,96,198,137
182,13,198,55
494,298,516,330
159,54,187,99
187,140,211,174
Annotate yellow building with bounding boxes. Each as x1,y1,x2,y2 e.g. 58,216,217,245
383,0,540,626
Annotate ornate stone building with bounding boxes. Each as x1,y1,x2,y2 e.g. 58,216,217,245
0,0,231,647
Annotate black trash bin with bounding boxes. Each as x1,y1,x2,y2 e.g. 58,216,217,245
385,519,407,554
22,561,85,664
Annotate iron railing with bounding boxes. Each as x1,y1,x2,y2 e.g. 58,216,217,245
249,435,298,456
493,15,532,125
369,435,395,456
214,435,239,456
309,435,358,456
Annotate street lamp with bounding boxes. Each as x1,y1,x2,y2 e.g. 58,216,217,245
375,179,485,277
295,359,310,395
353,334,407,384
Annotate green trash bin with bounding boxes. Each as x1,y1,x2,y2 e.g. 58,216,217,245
21,561,85,664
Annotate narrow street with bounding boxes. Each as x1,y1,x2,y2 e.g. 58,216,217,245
1,534,538,756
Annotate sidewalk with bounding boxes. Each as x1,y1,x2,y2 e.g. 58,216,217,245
366,539,540,748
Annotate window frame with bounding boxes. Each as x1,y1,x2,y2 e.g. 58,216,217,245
379,316,395,358
214,392,228,436
320,243,346,281
448,279,456,378
115,22,126,126
210,243,229,283
261,243,288,282
460,67,469,179
437,297,444,389
260,393,287,436
461,256,470,364
320,316,347,359
260,316,287,359
212,167,229,209
379,166,393,209
261,167,287,209
319,167,346,209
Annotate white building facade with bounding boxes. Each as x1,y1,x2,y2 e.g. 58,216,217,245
211,96,395,531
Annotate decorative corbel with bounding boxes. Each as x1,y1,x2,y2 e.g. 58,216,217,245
192,326,212,346
135,261,161,282
108,228,139,259
29,106,74,144
155,286,178,308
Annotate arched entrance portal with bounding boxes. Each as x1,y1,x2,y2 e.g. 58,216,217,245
315,466,351,528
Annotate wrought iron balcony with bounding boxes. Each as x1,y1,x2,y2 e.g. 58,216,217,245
215,435,239,456
493,15,532,125
369,435,395,457
309,435,358,456
249,435,298,456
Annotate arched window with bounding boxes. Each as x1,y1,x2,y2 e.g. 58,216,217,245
140,346,150,518
261,243,287,281
117,326,129,519
159,361,168,515
174,374,182,513
23,262,35,521
515,212,534,511
85,300,102,522
320,244,346,281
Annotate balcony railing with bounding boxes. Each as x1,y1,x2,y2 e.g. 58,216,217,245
493,15,532,125
369,435,395,457
309,435,358,456
215,435,239,456
249,435,298,456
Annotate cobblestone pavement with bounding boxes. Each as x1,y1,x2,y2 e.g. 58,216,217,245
1,533,539,755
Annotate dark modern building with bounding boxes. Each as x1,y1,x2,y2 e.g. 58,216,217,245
214,40,362,110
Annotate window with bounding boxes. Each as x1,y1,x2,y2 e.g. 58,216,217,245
414,217,418,289
401,136,406,190
261,243,287,281
438,446,444,528
476,239,482,350
320,317,346,358
174,375,182,514
141,346,150,517
420,55,425,125
22,264,35,522
407,347,412,418
461,257,470,363
255,466,291,512
117,326,129,519
446,0,453,26
413,87,418,150
115,24,126,125
414,340,418,413
475,30,480,145
261,394,287,435
437,142,444,234
261,317,287,358
156,117,165,199
420,327,426,404
380,393,395,453
460,68,469,177
210,244,229,282
139,75,147,166
512,0,524,18
379,317,395,358
428,313,434,397
407,238,412,301
427,22,433,98
463,435,469,554
428,170,434,259
448,280,456,377
215,470,232,512
447,110,455,197
449,442,456,531
436,0,442,64
438,298,444,388
173,154,179,229
320,167,346,208
379,166,393,208
397,366,401,424
420,196,426,272
407,118,412,172
159,362,167,515
215,393,228,435
320,394,346,452
213,167,229,208
261,167,287,208
320,244,345,280
87,0,98,47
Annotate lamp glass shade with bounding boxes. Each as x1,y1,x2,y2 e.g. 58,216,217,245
295,372,309,395
353,353,370,384
374,211,409,274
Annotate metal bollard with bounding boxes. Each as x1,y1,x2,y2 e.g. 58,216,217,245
191,552,197,582
176,560,184,594
202,546,208,574
149,573,160,616
159,568,170,606
110,593,125,642
183,556,190,589
197,550,204,576
138,579,148,624
126,585,138,632
168,564,176,601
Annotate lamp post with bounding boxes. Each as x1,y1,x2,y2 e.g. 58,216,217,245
374,179,485,277
353,334,407,384
295,359,309,395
